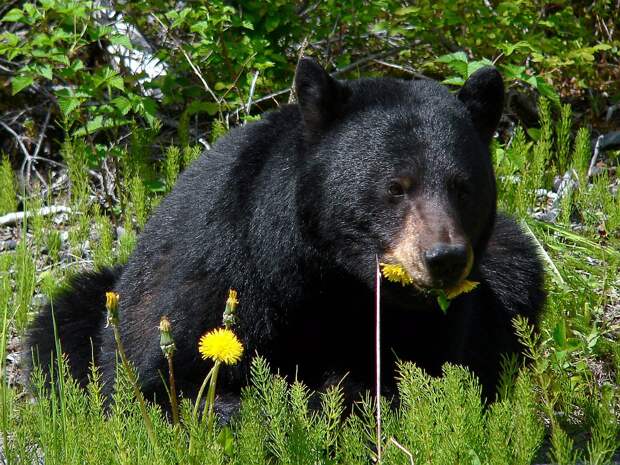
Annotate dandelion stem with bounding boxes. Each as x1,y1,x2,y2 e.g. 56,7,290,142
203,361,221,432
192,368,214,421
167,355,179,425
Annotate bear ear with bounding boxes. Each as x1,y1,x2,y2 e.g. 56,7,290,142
295,57,350,133
457,67,504,145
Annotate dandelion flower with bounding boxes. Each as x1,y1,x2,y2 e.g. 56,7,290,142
445,280,479,299
198,328,244,365
106,291,119,311
105,291,120,326
380,263,413,286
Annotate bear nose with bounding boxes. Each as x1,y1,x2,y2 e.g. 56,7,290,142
424,243,468,288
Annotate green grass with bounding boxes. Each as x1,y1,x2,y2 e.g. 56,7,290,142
0,102,618,463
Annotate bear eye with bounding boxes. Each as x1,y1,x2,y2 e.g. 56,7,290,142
387,180,406,198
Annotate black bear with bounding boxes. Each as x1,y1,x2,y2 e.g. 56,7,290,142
28,58,545,406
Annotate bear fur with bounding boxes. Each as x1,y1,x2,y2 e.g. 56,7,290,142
28,58,545,405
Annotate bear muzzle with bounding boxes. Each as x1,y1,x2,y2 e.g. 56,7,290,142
383,205,474,291
423,242,473,289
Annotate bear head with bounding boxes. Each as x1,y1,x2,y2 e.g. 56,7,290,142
295,57,503,298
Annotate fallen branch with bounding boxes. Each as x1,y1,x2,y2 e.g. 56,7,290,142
0,206,72,227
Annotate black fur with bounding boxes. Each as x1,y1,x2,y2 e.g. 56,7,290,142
28,266,123,386
27,59,545,405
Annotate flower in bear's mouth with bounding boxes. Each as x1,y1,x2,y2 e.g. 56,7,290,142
379,263,414,286
379,262,479,312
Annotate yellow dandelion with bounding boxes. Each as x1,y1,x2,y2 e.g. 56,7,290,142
380,263,413,286
445,280,479,299
106,291,119,311
226,289,239,307
198,328,244,365
105,291,120,326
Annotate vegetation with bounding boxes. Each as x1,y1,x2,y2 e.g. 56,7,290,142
0,1,618,463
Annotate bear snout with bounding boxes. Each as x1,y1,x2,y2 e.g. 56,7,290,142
423,242,472,289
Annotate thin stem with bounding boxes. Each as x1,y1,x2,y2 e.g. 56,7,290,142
166,355,179,425
203,361,221,433
375,256,382,464
192,368,214,421
189,364,217,457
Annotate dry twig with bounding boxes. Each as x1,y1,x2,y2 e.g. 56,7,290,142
0,206,72,227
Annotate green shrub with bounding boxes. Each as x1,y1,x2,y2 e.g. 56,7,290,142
0,155,17,215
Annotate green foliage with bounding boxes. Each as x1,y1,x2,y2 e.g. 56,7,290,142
0,155,17,215
210,119,229,144
127,175,149,230
62,139,89,209
92,207,115,269
0,1,619,462
555,103,572,173
394,1,617,95
9,353,617,464
182,145,202,169
117,226,137,265
163,146,181,192
572,127,591,183
14,234,35,332
2,0,616,174
0,0,157,138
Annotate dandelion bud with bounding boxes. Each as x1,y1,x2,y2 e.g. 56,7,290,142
159,316,176,357
222,289,239,328
105,291,120,327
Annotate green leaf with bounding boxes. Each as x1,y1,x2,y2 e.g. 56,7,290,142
58,96,81,117
112,96,131,115
1,8,24,22
214,82,231,91
49,53,70,66
190,21,210,34
436,51,468,64
12,75,33,94
499,40,535,56
69,59,85,73
0,32,19,47
217,426,234,456
436,292,451,314
526,127,541,141
442,77,465,86
143,179,166,193
36,64,53,81
553,321,566,347
466,59,492,78
535,79,560,106
138,97,158,126
395,6,419,15
22,3,41,21
109,34,133,50
73,116,128,137
108,75,124,91
185,100,219,116
499,64,526,80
